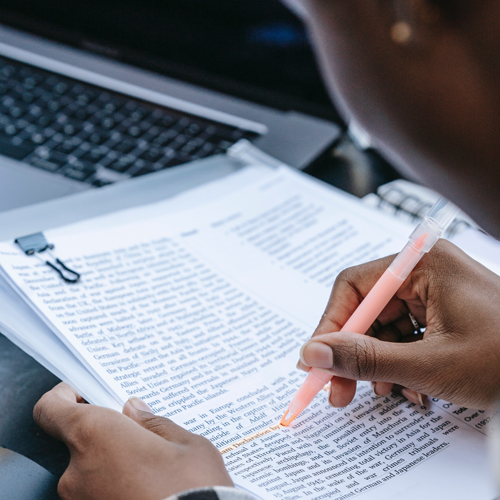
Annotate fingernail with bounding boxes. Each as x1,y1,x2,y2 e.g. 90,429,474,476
418,393,426,406
296,361,311,373
129,397,153,413
401,388,420,405
371,382,381,397
300,341,333,370
296,360,301,369
298,343,310,367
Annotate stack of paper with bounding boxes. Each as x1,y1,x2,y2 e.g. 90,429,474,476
0,151,496,500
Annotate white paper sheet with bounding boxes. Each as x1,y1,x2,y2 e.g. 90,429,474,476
0,165,496,500
0,161,276,410
0,276,121,410
451,229,500,276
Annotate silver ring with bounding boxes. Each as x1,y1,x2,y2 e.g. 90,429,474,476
409,313,420,332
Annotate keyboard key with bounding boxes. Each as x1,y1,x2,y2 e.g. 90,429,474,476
18,66,34,77
128,107,150,122
26,132,48,146
29,156,65,172
184,123,202,136
46,101,63,113
168,135,189,151
8,105,28,119
196,143,216,157
152,130,178,146
53,138,81,155
0,64,15,79
181,138,204,154
162,153,191,168
35,115,56,128
81,147,107,163
139,147,164,163
64,168,93,181
108,155,136,172
20,91,36,104
145,125,161,138
154,114,175,128
75,90,97,105
100,117,116,130
173,117,190,132
101,100,122,114
126,125,144,138
0,123,20,137
88,130,111,145
60,122,83,136
63,162,96,181
72,107,94,121
91,178,113,187
210,126,245,142
113,139,137,154
216,140,233,150
0,138,35,160
53,82,69,95
70,83,89,97
26,104,42,118
131,164,156,177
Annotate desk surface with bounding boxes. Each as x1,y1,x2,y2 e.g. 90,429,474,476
0,139,400,479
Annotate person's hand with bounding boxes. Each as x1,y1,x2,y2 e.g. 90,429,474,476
33,383,233,500
283,0,500,235
298,240,500,410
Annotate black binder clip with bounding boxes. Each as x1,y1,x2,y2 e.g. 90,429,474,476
15,232,81,283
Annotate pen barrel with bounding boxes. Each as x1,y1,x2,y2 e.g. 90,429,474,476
297,370,331,406
282,370,332,426
388,240,426,281
341,268,405,335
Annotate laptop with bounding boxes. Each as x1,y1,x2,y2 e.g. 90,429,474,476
0,0,341,212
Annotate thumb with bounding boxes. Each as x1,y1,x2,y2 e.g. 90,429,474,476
123,397,193,444
300,332,435,391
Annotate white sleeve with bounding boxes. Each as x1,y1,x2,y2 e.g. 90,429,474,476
164,485,256,500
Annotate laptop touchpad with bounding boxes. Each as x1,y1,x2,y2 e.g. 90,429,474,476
0,157,89,212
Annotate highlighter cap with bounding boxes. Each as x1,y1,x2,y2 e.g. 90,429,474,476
426,197,459,232
390,198,458,280
408,198,458,254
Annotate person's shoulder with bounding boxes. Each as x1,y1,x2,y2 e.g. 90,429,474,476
164,486,256,500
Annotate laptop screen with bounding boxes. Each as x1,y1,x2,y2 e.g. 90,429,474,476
0,0,340,122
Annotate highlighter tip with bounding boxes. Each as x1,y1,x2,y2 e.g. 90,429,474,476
280,414,290,427
280,409,297,427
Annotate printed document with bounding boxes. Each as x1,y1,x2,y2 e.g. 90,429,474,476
0,165,496,499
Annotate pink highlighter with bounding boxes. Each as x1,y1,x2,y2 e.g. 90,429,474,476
281,198,458,427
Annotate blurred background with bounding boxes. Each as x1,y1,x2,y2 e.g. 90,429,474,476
0,0,401,193
0,0,341,122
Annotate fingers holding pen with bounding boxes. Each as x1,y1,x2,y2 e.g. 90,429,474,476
298,334,427,407
299,331,435,393
296,241,500,411
315,256,399,335
297,255,412,373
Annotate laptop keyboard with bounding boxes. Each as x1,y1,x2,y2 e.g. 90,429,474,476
0,56,260,187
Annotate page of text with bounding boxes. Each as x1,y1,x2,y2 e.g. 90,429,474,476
0,166,495,499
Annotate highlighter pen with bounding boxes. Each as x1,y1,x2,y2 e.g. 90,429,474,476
281,198,458,427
